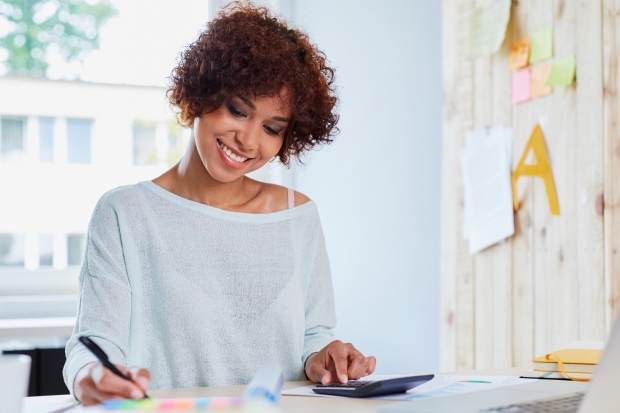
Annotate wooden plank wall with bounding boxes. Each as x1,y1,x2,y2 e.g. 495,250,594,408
440,0,620,370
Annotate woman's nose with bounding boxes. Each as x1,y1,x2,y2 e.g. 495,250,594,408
235,122,261,150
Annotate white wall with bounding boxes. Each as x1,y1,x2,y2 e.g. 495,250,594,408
290,1,442,374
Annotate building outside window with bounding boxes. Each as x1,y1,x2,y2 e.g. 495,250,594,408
0,77,174,296
67,119,92,164
0,117,26,162
39,118,55,163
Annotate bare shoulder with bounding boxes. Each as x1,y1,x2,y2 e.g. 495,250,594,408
248,179,311,211
293,190,311,206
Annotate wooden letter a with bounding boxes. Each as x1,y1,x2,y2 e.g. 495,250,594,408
512,124,560,215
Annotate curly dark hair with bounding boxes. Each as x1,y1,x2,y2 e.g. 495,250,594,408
166,1,339,165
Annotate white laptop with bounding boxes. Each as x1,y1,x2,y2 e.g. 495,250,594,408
378,311,620,413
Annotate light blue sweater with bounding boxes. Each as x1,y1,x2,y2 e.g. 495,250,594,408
63,181,336,394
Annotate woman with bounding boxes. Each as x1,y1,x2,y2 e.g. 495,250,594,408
64,2,376,405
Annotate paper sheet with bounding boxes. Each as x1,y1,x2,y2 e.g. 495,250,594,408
461,128,515,254
508,37,530,70
529,28,553,64
511,68,531,104
462,127,512,241
545,55,576,86
282,375,536,401
531,63,553,98
467,0,512,59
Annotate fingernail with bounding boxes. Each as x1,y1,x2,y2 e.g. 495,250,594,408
138,377,149,389
363,372,369,377
340,375,348,383
130,389,143,399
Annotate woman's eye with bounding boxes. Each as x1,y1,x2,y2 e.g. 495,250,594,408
264,126,280,136
228,105,245,117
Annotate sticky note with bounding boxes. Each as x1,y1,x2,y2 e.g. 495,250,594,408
512,68,531,104
508,37,530,70
529,28,553,64
545,55,576,86
468,0,512,59
531,63,553,98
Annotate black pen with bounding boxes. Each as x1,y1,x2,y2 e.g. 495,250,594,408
78,336,149,399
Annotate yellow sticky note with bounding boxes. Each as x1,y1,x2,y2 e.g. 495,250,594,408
531,63,553,98
468,0,512,59
545,55,576,86
508,37,530,70
529,28,553,64
512,124,560,215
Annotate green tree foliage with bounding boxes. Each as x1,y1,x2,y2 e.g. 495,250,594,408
0,0,116,76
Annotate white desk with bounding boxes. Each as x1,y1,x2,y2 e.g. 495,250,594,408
22,368,523,413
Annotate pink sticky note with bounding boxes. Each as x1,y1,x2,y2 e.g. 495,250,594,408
511,68,531,104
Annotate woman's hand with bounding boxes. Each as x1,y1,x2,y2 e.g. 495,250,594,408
305,340,376,385
74,362,150,406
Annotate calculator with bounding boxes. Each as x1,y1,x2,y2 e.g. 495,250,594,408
312,374,434,398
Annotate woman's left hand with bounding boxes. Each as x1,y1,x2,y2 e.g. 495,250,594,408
305,340,376,385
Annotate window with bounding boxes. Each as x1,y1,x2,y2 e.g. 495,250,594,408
0,117,26,162
0,233,25,267
67,119,92,164
133,122,157,165
39,117,55,163
67,234,86,267
39,234,54,267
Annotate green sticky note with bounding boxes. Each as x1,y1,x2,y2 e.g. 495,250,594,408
529,28,553,64
545,55,576,86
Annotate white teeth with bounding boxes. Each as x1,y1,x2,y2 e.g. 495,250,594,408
219,140,248,162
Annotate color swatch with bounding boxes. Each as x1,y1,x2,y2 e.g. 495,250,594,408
102,397,245,411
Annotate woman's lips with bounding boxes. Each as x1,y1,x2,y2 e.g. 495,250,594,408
216,139,252,170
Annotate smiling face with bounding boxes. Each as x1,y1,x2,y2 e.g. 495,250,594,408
192,93,292,183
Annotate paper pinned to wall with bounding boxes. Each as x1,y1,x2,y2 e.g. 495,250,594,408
511,68,531,104
529,28,553,64
461,127,514,254
545,55,576,86
462,127,512,241
508,37,530,70
467,0,512,60
531,62,553,98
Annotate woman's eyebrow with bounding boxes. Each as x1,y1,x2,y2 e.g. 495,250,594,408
238,95,256,110
237,95,290,123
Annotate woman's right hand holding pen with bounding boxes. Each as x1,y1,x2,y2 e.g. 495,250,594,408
74,362,150,406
